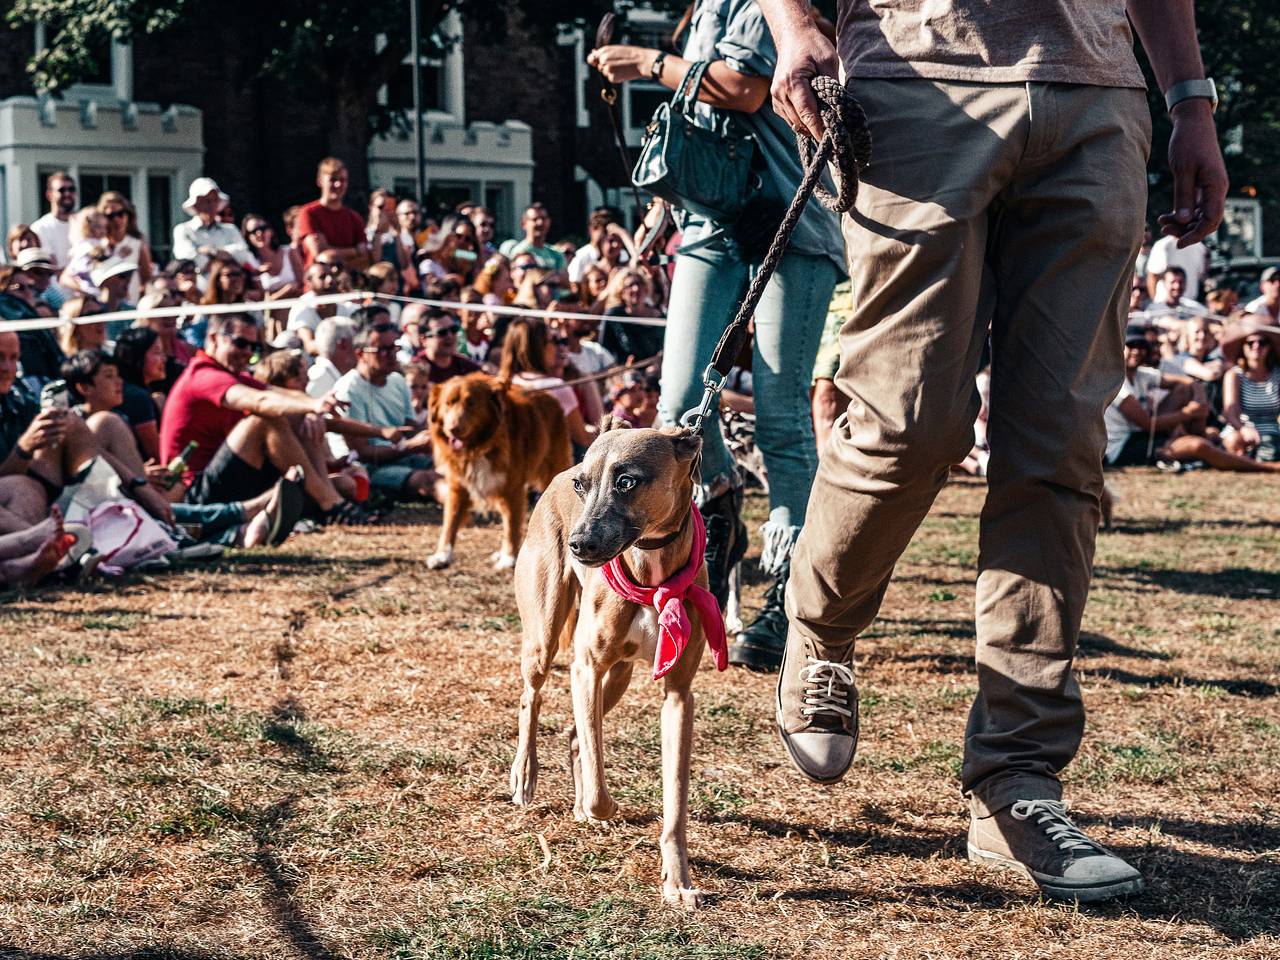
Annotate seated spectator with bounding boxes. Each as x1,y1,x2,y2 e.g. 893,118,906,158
98,192,153,298
608,369,660,428
1128,274,1149,314
499,317,595,450
0,502,70,586
1221,319,1280,463
499,203,566,273
1206,287,1238,318
307,318,357,398
172,178,254,272
568,207,623,283
242,213,304,327
167,258,203,305
403,363,432,429
420,215,480,284
58,297,107,356
158,312,362,523
285,253,357,355
414,307,481,384
1148,266,1205,316
1244,267,1280,323
90,259,138,327
600,267,664,362
2,266,63,389
0,331,173,528
474,254,515,304
1161,316,1227,411
1104,328,1277,473
511,268,561,312
6,225,39,265
182,252,256,349
111,327,168,459
136,282,195,391
396,301,427,365
366,190,415,288
456,289,493,364
397,199,430,257
332,310,436,499
296,158,368,271
58,207,110,298
365,261,402,325
576,263,610,313
468,205,498,259
16,248,66,312
556,303,615,383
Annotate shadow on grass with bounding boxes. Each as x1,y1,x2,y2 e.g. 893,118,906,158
1078,631,1173,662
1083,665,1278,697
1096,564,1280,600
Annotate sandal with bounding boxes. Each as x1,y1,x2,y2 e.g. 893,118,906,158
318,500,371,527
267,474,307,546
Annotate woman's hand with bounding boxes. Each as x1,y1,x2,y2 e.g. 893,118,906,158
587,45,657,84
1240,424,1262,448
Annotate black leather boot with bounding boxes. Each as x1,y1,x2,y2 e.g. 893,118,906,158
700,485,747,609
728,560,788,671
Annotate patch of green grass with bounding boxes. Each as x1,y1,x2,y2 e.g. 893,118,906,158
80,613,145,631
694,781,747,817
928,589,957,602
369,893,767,960
1076,734,1189,785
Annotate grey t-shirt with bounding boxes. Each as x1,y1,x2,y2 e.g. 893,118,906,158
678,0,846,272
838,1,1146,89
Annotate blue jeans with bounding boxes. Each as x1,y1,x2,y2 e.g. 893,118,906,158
659,246,839,569
172,501,245,545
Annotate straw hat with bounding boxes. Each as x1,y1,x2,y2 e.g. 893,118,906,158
181,176,229,215
90,258,138,288
1219,315,1280,365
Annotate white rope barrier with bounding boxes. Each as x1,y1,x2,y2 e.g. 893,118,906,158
0,291,671,334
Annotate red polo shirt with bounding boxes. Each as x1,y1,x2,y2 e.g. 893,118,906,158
159,350,266,473
296,201,366,269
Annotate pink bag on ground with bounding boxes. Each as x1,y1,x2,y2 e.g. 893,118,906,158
87,500,176,575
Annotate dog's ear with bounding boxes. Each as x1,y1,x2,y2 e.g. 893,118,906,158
669,428,702,463
489,381,506,419
600,414,631,433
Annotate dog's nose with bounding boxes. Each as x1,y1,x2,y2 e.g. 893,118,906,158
568,532,599,559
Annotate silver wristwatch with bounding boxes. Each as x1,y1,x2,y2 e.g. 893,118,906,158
1165,77,1218,114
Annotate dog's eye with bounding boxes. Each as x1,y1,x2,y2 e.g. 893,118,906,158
615,475,636,492
571,476,585,497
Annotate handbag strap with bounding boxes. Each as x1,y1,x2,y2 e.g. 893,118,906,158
673,60,711,114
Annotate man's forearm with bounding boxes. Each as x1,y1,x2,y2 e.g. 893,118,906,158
1127,1,1207,96
757,0,821,37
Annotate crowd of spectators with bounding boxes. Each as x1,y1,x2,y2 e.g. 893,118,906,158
2,160,1278,589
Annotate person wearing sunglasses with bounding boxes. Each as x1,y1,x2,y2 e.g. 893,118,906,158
31,171,78,270
412,307,481,385
160,312,365,526
331,306,437,501
1222,319,1280,463
0,264,62,391
97,191,153,299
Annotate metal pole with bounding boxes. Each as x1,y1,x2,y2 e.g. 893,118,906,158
409,0,426,206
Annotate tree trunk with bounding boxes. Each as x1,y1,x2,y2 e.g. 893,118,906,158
329,86,374,202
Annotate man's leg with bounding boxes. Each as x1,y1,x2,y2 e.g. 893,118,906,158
964,82,1149,902
0,475,49,532
226,415,342,512
777,79,1024,782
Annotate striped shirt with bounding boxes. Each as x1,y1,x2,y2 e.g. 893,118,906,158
1238,367,1280,437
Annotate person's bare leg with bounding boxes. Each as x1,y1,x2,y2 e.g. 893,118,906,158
1163,436,1280,473
0,476,48,532
0,521,63,585
84,411,147,476
226,415,342,511
0,513,60,557
811,379,849,458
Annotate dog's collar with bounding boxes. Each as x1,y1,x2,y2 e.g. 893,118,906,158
600,503,728,680
633,504,692,551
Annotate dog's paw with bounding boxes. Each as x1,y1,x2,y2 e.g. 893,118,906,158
491,550,516,571
578,796,619,824
426,549,453,570
510,761,537,806
663,885,705,911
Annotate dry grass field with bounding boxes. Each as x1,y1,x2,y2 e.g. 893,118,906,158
0,470,1277,959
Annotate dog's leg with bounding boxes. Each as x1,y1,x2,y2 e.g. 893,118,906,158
569,642,622,824
427,483,471,569
659,658,702,910
512,581,578,806
569,659,633,820
491,487,526,571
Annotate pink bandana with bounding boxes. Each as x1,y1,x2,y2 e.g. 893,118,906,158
600,504,728,680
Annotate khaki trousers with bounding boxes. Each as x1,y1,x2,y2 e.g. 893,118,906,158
787,79,1151,814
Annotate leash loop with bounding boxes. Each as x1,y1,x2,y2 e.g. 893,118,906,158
680,76,871,434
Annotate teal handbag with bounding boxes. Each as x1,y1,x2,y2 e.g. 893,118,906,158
632,60,758,224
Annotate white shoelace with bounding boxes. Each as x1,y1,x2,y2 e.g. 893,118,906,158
799,657,855,718
1010,800,1103,853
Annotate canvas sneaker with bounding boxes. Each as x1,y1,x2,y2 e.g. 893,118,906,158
968,799,1145,903
775,625,858,783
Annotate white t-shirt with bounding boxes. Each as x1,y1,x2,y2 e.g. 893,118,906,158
286,294,358,334
31,214,71,268
1103,366,1161,463
331,369,413,459
1245,295,1280,322
1145,237,1207,301
306,356,343,398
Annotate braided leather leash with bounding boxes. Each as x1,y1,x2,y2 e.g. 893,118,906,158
681,76,872,434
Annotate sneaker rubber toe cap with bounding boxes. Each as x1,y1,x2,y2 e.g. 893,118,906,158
777,724,856,784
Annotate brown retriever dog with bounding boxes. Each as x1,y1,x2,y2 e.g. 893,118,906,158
428,372,571,570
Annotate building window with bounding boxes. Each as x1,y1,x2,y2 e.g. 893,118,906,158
79,172,133,207
425,180,479,221
386,59,446,114
375,11,464,122
148,175,174,263
484,183,514,238
33,24,133,102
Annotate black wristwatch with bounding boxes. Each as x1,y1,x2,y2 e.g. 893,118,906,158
650,51,668,82
127,475,148,491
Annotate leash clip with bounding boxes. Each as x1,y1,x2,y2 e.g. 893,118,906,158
680,364,727,434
